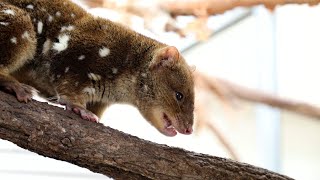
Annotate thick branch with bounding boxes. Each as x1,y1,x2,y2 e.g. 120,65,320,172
161,0,320,16
0,91,292,179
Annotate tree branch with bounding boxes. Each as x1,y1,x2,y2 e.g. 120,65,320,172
0,91,292,179
195,100,239,160
160,0,320,17
195,72,320,119
220,78,320,118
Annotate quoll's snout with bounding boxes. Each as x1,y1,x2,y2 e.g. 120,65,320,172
184,126,193,135
175,111,194,135
179,122,193,135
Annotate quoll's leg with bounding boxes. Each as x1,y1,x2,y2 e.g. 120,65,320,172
0,73,36,102
0,3,36,102
58,94,100,123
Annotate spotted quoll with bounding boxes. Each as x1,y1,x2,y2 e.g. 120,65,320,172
0,0,194,136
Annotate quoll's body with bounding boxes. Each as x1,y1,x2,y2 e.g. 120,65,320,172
0,0,194,136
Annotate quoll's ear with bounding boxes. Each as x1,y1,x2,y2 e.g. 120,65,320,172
149,46,180,70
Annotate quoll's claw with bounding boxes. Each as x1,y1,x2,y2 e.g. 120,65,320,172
3,82,35,103
15,84,36,103
66,105,99,123
79,109,99,122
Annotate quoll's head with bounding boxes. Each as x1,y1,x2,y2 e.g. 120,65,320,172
139,46,195,137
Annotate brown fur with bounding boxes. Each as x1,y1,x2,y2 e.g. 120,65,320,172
0,0,194,136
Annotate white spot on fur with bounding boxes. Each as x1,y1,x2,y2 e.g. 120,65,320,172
56,11,61,17
48,15,53,22
52,34,70,52
2,9,15,15
37,21,43,34
143,85,148,91
42,39,52,54
26,4,34,9
88,73,101,81
83,87,95,95
33,18,36,22
61,25,75,32
10,37,17,44
71,13,75,18
57,74,61,79
131,77,137,83
75,82,79,87
99,47,110,57
112,68,118,74
78,55,85,60
21,31,30,39
0,22,9,26
65,67,70,73
141,73,147,78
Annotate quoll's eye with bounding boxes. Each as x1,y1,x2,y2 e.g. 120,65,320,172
175,92,184,101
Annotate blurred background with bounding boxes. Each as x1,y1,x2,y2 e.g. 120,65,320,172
1,0,320,179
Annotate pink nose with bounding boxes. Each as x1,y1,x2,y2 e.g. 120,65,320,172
184,127,193,135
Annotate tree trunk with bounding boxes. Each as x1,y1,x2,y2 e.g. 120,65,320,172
0,91,292,179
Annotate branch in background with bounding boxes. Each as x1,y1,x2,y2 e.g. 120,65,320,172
0,91,293,179
82,0,320,39
160,0,320,17
81,0,189,37
195,71,235,103
195,100,239,160
165,22,187,37
195,72,320,119
220,78,320,118
81,0,104,7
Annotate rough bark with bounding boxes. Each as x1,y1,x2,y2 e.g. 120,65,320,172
0,91,292,180
160,0,320,17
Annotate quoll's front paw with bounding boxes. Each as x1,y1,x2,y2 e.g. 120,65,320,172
74,107,100,123
15,84,36,103
3,82,36,103
65,104,99,123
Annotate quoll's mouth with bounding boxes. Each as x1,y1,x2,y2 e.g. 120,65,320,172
162,113,178,137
